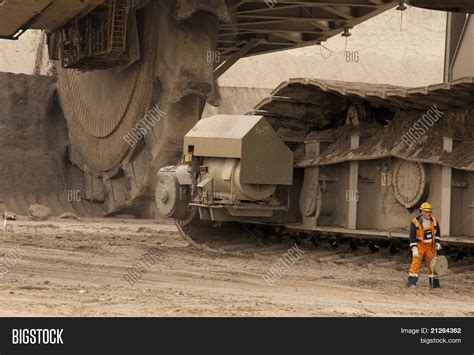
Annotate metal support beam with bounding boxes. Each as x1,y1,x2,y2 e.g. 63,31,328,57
214,38,264,79
348,135,359,230
441,137,453,237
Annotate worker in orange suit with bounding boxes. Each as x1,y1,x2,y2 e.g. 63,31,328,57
407,202,441,288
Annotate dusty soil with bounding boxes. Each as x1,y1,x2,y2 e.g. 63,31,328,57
0,217,472,317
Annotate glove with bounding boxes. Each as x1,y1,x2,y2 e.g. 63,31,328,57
436,243,442,251
412,246,419,258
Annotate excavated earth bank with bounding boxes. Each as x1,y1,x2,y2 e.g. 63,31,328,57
0,72,102,216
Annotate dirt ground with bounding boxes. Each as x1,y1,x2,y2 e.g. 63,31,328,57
0,217,472,317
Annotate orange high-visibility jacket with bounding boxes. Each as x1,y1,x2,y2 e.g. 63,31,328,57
409,215,441,248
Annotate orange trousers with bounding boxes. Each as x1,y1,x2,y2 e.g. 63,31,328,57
409,242,435,277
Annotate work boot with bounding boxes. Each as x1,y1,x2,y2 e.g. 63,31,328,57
407,276,417,287
429,277,440,289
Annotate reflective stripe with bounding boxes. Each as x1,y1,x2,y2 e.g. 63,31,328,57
409,273,419,277
412,218,421,228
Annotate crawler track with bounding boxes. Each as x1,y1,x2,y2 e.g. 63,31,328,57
176,220,474,280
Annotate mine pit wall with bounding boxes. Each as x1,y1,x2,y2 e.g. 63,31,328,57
0,72,102,216
0,73,67,197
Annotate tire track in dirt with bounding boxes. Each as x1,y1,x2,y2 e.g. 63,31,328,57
0,218,472,316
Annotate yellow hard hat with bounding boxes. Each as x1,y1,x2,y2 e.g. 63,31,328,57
420,202,432,212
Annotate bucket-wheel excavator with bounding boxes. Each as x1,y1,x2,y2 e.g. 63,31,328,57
1,0,473,248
